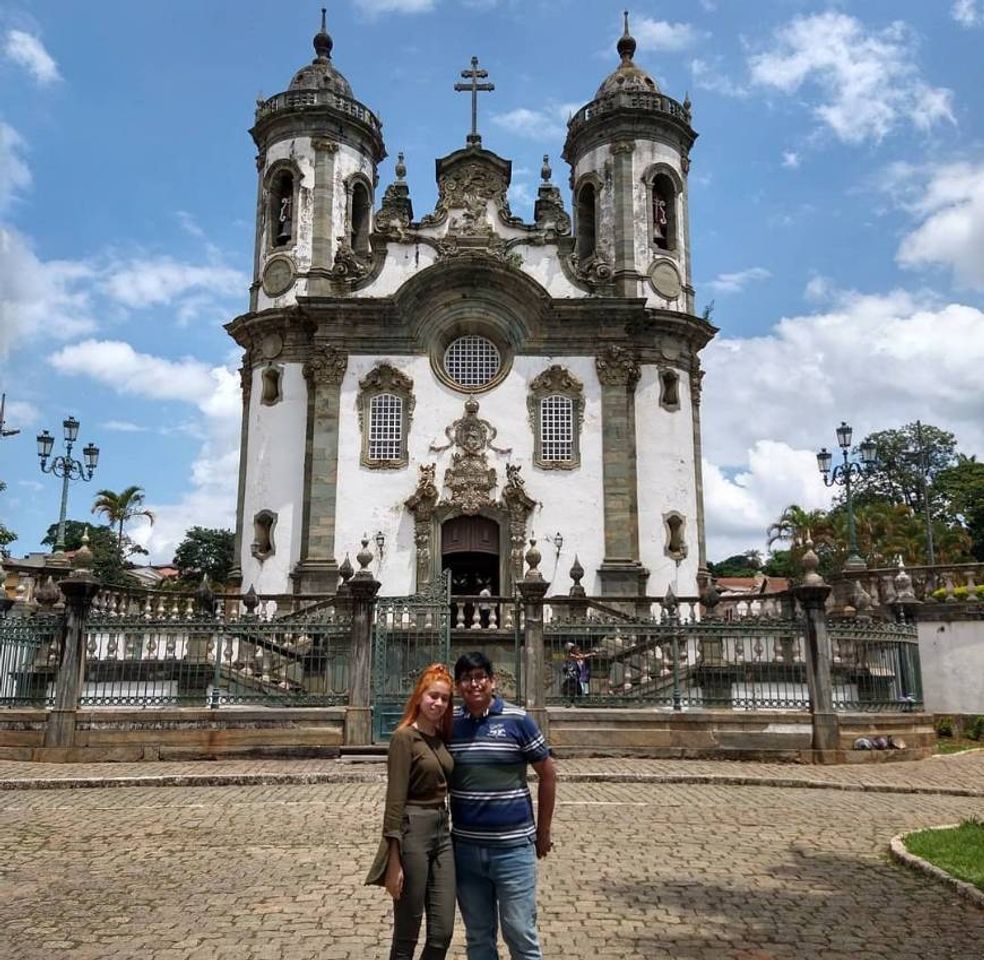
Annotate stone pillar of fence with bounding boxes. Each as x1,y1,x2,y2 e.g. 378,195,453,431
517,539,549,735
792,540,837,757
345,539,380,747
44,542,100,749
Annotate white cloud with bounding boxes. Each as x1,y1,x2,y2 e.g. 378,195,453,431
704,442,831,560
492,102,579,141
354,0,436,16
952,0,984,27
3,30,60,85
804,274,834,303
700,290,984,557
690,58,748,98
748,13,954,144
100,257,245,310
632,18,698,52
47,340,242,563
2,398,41,428
781,150,800,169
0,226,98,357
48,340,220,404
891,160,984,290
702,289,984,470
707,266,771,294
102,420,148,433
0,121,31,213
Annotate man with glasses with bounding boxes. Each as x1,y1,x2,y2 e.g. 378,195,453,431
449,651,557,960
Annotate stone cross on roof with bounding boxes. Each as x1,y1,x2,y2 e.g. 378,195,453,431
454,56,495,147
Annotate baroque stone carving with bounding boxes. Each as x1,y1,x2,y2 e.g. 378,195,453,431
405,463,439,521
689,358,704,407
239,350,253,403
499,464,537,584
595,345,640,387
303,345,348,385
432,400,506,515
533,182,572,236
568,252,614,287
331,236,371,280
375,181,413,239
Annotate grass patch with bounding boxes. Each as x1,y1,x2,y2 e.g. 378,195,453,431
905,820,984,891
935,738,981,755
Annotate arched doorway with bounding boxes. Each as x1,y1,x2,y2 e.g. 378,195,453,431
442,515,500,596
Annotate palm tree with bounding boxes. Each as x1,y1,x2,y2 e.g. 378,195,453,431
92,486,155,560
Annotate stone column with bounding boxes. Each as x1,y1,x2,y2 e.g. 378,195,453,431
792,543,838,758
610,140,637,298
293,345,347,595
689,357,709,585
309,138,339,289
229,354,252,587
595,346,649,597
44,567,99,749
345,541,380,746
517,540,549,736
249,150,266,313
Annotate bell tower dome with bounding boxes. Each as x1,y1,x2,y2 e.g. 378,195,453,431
562,12,696,307
249,8,386,310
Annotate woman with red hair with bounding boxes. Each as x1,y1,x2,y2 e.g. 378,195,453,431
366,663,456,960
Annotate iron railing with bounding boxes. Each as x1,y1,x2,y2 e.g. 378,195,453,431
830,621,922,711
0,614,59,707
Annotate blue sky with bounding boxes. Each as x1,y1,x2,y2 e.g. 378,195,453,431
1,0,982,563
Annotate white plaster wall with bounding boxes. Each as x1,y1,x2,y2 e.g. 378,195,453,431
239,363,308,594
918,618,984,714
329,143,377,253
572,143,616,267
635,364,700,597
333,354,607,596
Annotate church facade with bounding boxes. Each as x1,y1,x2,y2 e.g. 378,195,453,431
226,14,716,602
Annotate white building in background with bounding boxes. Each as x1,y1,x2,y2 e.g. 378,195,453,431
227,13,716,601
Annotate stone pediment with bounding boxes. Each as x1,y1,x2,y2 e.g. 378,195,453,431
419,146,517,234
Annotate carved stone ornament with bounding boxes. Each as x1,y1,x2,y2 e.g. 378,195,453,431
312,137,339,154
303,345,348,385
527,366,585,421
422,157,512,231
568,251,614,287
239,350,253,402
689,359,704,407
500,464,537,583
405,463,440,522
429,399,512,515
261,256,296,297
533,182,572,236
375,180,413,239
331,236,371,280
649,259,682,301
595,345,640,387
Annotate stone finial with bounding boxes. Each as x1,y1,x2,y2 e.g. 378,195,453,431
243,584,258,616
569,554,585,597
313,7,333,61
524,538,543,581
72,527,94,574
663,584,678,619
195,574,215,618
541,154,552,183
799,537,826,587
894,557,917,602
355,535,374,576
700,577,720,617
395,152,407,181
339,554,354,584
36,575,63,610
618,9,636,62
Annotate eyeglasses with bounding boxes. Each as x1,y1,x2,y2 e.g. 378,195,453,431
459,673,490,686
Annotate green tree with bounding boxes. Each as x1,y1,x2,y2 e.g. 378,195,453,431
0,480,16,557
708,551,763,577
935,456,984,561
41,520,129,583
849,422,958,513
91,486,155,560
173,527,235,585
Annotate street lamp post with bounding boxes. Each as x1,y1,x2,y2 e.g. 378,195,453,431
816,421,876,571
36,416,100,556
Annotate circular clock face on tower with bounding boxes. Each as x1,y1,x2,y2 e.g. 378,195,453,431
262,256,295,297
649,259,682,301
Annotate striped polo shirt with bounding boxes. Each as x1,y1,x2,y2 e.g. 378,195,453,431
449,697,550,846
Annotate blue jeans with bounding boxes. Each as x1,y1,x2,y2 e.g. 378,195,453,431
453,839,541,960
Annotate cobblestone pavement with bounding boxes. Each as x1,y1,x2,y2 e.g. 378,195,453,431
2,773,983,959
2,751,984,794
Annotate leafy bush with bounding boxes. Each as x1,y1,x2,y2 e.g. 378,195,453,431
967,716,984,741
936,716,955,738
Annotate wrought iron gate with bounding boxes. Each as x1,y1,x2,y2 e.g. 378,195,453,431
371,573,451,741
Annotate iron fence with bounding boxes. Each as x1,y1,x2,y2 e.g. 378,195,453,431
830,621,922,711
80,605,351,708
0,615,59,707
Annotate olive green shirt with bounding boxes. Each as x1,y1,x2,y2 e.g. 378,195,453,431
365,725,454,886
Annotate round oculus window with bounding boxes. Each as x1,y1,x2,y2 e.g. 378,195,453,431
443,335,502,388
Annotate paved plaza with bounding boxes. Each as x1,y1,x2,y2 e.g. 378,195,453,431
1,755,983,960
